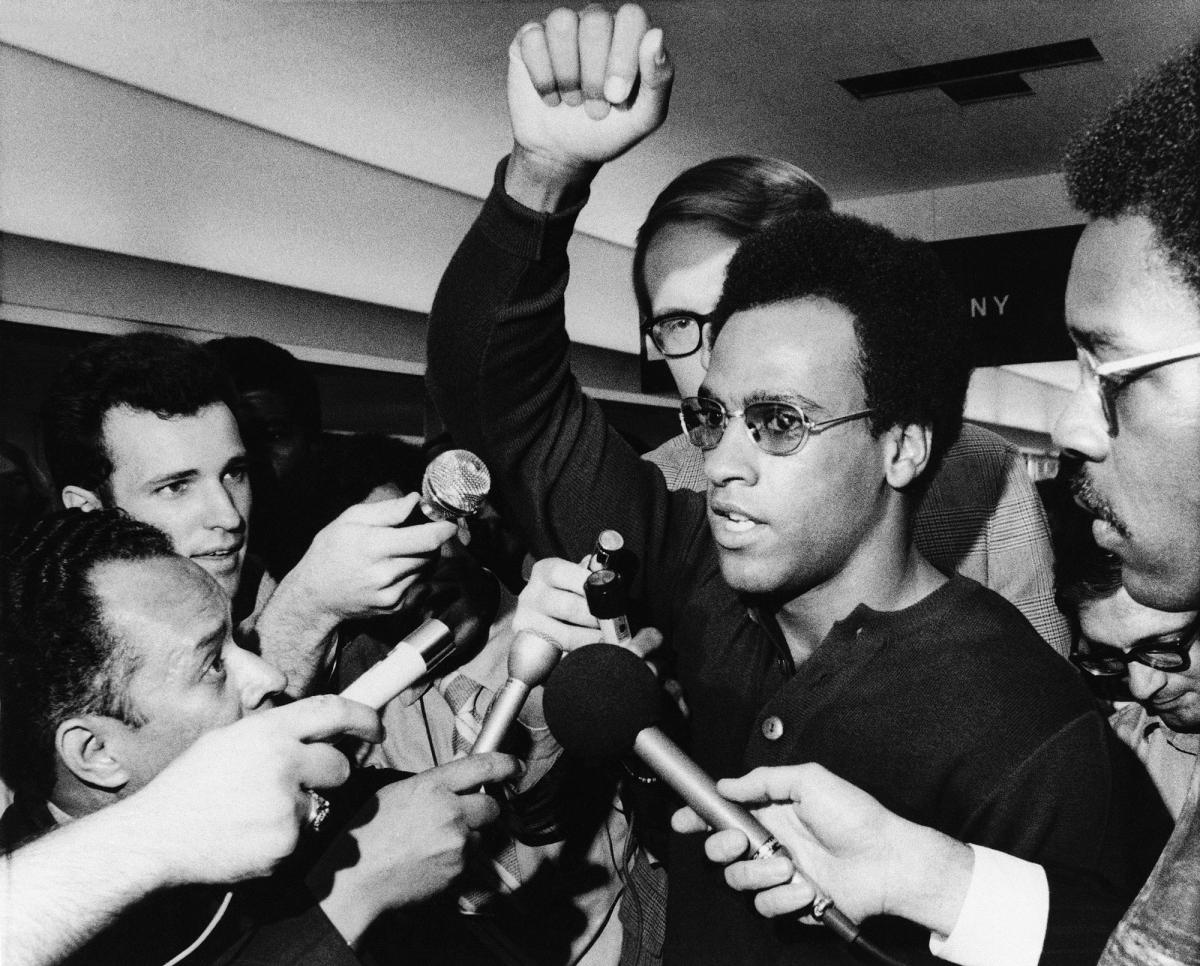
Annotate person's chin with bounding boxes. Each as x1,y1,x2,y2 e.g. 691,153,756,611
195,554,244,598
1156,707,1200,733
717,553,780,597
1121,553,1200,613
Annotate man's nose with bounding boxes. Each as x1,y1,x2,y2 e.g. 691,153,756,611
1127,662,1167,704
204,481,246,532
704,414,759,489
227,645,288,712
1052,385,1110,464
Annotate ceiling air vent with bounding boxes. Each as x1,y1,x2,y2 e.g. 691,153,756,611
838,38,1101,106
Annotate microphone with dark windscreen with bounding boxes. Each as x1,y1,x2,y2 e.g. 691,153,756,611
584,569,633,647
470,631,563,755
542,644,862,945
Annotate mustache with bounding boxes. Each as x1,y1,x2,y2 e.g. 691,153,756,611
1067,469,1131,538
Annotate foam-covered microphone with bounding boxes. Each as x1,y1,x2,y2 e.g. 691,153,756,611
584,569,633,647
340,596,480,710
421,449,491,543
542,644,861,944
469,631,563,754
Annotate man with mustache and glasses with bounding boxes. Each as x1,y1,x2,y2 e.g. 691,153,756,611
675,36,1200,966
425,6,1161,964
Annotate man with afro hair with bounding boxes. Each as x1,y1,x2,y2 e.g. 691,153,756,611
426,7,1159,965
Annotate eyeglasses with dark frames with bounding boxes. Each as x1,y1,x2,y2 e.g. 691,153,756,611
642,311,716,359
1071,624,1198,678
679,395,873,457
1076,340,1200,437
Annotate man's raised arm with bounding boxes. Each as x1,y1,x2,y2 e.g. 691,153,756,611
427,5,681,573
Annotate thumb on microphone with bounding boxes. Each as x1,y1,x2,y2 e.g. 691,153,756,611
628,626,663,660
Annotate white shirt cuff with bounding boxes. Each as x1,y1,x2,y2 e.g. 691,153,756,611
928,844,1048,966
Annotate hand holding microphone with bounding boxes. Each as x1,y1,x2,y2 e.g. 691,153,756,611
584,569,634,647
265,449,493,698
470,631,563,754
542,644,862,945
512,557,601,650
339,595,488,711
282,493,457,628
587,529,625,573
419,448,491,544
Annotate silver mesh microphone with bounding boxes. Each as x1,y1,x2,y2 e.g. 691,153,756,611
421,449,491,541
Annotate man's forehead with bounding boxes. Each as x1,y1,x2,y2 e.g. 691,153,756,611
89,556,230,658
706,299,860,398
1066,216,1200,352
1080,588,1196,647
101,403,244,475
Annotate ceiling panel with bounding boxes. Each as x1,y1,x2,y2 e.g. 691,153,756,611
1,1,1194,247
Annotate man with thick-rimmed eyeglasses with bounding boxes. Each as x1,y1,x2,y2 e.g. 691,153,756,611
641,309,714,362
1079,599,1200,817
426,7,1156,965
1059,550,1200,821
1074,620,1197,678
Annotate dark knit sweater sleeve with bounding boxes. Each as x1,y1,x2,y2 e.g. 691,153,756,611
426,158,705,619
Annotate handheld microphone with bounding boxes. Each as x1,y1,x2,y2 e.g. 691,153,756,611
421,449,491,543
584,569,633,647
542,644,861,944
339,597,480,710
470,631,563,754
588,529,625,573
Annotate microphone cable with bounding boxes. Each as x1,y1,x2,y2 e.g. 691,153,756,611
814,906,910,966
159,890,233,966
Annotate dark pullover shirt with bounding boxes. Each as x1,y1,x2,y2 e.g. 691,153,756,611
426,160,1168,965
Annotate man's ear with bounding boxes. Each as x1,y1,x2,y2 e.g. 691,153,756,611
56,717,130,792
883,423,933,490
61,486,103,512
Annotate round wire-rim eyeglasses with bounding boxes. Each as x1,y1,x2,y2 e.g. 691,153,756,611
679,395,873,457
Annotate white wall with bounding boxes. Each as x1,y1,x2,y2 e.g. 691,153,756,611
0,42,1077,439
0,44,641,356
842,174,1080,241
